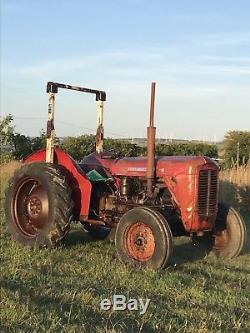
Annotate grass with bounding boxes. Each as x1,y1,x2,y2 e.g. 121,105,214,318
0,162,250,333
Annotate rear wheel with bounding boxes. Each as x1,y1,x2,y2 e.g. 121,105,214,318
115,207,173,269
5,162,73,248
212,202,247,258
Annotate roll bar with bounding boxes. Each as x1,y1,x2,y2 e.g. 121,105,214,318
45,82,106,163
46,82,106,101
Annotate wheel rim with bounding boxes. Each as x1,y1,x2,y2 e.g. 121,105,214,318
125,222,155,261
12,177,49,238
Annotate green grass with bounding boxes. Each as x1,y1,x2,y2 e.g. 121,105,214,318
0,178,250,333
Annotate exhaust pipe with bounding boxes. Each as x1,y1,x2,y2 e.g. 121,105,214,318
146,82,156,197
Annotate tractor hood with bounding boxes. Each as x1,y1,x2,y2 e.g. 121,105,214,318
110,155,217,177
81,153,217,178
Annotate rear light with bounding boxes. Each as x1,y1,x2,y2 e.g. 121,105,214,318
198,169,218,217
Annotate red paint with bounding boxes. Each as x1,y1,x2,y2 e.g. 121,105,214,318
24,148,92,220
24,150,219,232
81,153,219,232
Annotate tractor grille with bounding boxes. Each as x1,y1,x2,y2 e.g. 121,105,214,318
198,169,218,217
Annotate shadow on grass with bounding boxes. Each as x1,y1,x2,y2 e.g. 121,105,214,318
170,238,210,267
62,226,96,247
63,227,210,267
62,211,250,267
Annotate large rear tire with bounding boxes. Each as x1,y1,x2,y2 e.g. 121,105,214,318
212,202,247,258
5,162,73,248
115,207,173,269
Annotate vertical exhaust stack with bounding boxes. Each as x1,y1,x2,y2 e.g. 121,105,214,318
146,82,156,197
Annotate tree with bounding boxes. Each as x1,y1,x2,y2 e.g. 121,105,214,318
104,138,145,157
155,142,218,158
13,134,32,159
0,114,15,146
60,135,96,161
60,135,145,161
31,130,47,151
223,131,250,168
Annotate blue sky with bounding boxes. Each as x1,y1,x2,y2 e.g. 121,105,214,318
1,0,250,141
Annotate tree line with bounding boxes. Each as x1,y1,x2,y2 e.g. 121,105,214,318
1,114,249,168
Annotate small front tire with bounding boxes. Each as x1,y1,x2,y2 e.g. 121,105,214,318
115,207,173,269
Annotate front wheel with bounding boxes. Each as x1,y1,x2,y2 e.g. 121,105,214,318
115,207,173,269
212,202,247,258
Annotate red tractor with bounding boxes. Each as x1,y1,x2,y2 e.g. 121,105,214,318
5,82,247,269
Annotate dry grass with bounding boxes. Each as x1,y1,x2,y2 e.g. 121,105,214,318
220,165,250,187
0,161,21,182
219,165,250,213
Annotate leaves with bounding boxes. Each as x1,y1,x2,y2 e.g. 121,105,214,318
223,131,250,168
0,114,15,146
0,115,47,160
156,142,218,158
60,135,218,161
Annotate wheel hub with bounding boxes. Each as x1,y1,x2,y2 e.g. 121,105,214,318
13,178,49,238
27,196,42,218
125,222,155,261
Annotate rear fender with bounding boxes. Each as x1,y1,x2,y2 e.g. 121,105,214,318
24,148,92,220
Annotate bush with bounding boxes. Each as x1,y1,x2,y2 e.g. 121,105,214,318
104,138,145,157
156,142,218,158
60,135,96,161
0,152,14,165
223,131,250,168
60,135,145,161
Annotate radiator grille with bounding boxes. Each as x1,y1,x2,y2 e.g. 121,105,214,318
198,169,218,216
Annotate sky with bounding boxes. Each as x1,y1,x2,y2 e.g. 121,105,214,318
1,0,250,141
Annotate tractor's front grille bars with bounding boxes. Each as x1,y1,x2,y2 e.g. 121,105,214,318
198,169,218,217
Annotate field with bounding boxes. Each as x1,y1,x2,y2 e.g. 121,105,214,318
0,162,249,333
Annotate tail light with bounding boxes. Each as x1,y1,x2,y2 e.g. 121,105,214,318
198,169,218,217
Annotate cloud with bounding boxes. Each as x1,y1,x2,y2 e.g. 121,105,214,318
17,48,250,83
18,51,163,79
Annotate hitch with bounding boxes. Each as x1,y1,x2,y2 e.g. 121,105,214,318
45,82,106,163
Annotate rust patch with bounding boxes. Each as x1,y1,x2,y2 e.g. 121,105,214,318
125,222,155,261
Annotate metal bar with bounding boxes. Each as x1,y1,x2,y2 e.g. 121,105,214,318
47,81,106,101
45,92,55,163
146,82,156,197
96,100,104,153
85,219,106,226
149,82,156,127
45,81,107,161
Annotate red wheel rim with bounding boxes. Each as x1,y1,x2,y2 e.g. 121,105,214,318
125,222,155,261
12,177,49,238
